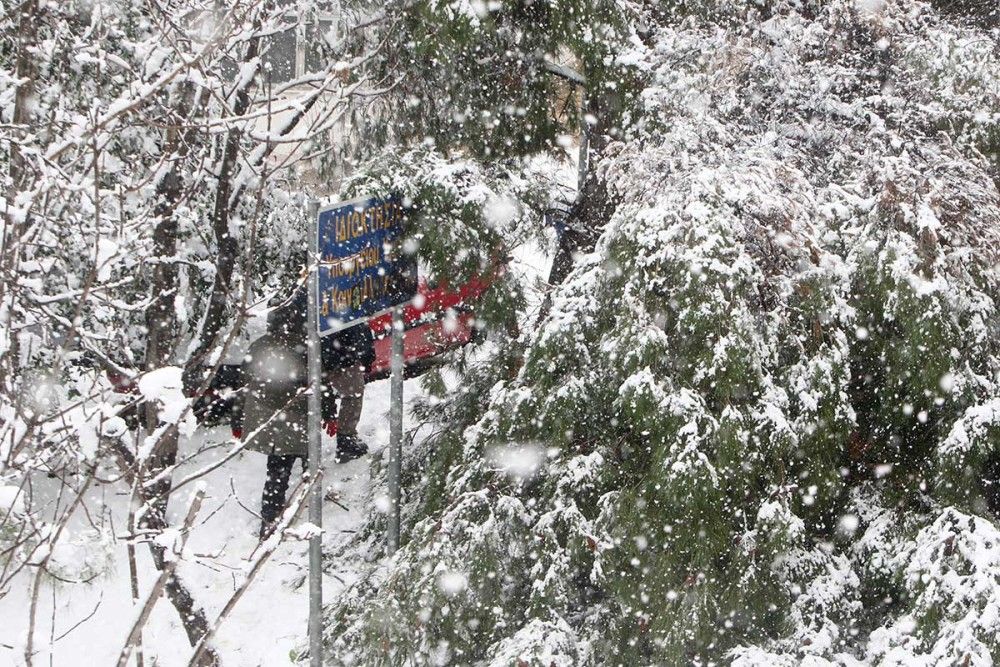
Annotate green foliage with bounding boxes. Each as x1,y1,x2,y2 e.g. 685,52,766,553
325,490,536,665
339,148,552,363
339,0,628,158
325,1,1000,664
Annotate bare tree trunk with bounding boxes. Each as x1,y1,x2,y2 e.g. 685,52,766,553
189,47,261,370
188,89,325,369
127,458,145,667
7,0,38,197
139,197,218,663
0,0,39,392
142,161,182,518
186,6,324,375
186,16,324,377
539,92,617,321
118,489,205,667
545,174,613,288
138,89,219,666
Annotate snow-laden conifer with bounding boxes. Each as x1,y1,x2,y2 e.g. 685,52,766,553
325,1,1000,663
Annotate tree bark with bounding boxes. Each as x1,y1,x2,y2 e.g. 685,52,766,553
142,164,182,523
539,91,618,321
138,85,219,666
186,20,326,382
117,489,205,667
187,35,263,375
7,0,38,198
0,0,40,392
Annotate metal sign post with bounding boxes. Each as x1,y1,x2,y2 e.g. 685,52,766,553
313,195,417,554
576,90,589,199
305,199,323,667
387,307,404,553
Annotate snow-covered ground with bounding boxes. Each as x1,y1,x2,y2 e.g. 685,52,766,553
0,375,410,667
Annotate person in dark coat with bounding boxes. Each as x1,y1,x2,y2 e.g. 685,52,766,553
232,289,374,538
231,297,313,539
320,321,373,460
283,287,373,460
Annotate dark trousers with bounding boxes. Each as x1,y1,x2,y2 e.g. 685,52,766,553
260,454,305,535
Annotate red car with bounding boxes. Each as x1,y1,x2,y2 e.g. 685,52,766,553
365,273,492,380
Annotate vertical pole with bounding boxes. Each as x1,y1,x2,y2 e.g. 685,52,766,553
576,89,589,201
387,307,404,553
305,199,323,667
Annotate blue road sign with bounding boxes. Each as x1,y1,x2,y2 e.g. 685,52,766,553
315,195,418,335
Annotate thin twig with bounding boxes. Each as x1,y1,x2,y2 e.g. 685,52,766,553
231,477,261,519
24,468,95,667
54,591,103,642
126,431,144,667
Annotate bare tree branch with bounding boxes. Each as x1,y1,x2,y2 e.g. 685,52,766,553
116,487,207,667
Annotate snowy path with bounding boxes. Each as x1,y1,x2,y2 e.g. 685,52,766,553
0,376,414,667
0,240,551,667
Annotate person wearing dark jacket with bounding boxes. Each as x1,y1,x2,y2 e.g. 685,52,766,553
231,298,316,539
283,287,373,460
320,321,373,461
232,290,374,538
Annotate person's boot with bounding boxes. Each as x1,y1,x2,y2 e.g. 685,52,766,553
336,433,368,463
259,518,277,542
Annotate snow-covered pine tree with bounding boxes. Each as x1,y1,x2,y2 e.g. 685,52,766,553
323,0,1000,664
332,0,625,157
325,0,634,290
